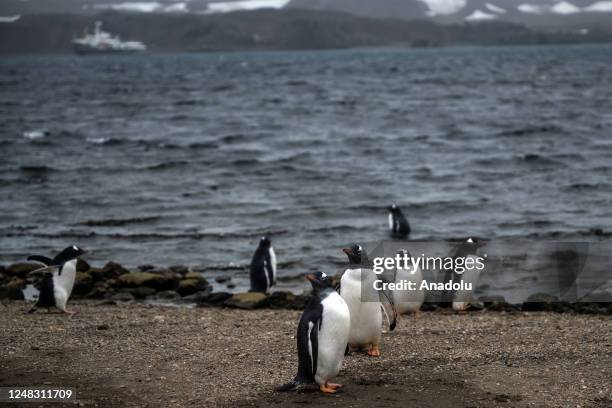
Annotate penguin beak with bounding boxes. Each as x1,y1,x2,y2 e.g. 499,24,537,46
342,247,352,256
306,273,317,283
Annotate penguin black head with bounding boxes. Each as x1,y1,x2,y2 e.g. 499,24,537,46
306,271,332,291
459,238,485,256
342,244,365,265
258,236,271,250
388,204,402,214
54,245,86,264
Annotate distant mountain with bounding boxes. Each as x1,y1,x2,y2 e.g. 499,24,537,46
1,0,612,30
286,0,612,28
1,9,611,55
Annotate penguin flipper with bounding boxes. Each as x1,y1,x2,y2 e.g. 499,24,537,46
27,255,53,266
296,302,322,384
27,265,60,277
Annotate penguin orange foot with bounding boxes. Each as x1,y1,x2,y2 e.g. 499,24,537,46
327,382,343,390
320,383,338,394
367,344,381,357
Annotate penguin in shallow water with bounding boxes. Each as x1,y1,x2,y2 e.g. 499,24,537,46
393,249,424,317
340,244,396,357
249,236,276,293
449,238,485,312
388,204,411,238
277,271,350,394
26,245,86,315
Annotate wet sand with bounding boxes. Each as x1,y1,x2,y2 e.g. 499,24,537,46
1,301,611,407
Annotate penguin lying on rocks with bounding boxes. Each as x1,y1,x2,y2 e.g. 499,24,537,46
277,272,350,394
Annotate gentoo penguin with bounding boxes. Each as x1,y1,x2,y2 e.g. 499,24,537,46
450,238,485,312
249,236,276,293
388,204,411,238
393,249,425,317
277,271,350,394
340,244,396,357
26,245,85,315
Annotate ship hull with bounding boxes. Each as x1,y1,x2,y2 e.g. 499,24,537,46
73,44,145,55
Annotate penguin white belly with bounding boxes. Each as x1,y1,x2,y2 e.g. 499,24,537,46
314,292,350,385
340,270,382,348
394,267,425,314
53,260,77,311
452,255,481,311
269,247,277,284
388,214,394,230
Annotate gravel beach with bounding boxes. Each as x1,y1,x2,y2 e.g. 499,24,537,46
1,301,611,407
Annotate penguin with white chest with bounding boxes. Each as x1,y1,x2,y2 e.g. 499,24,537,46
393,249,425,317
450,238,485,312
340,244,396,357
249,236,276,293
388,204,411,238
26,245,86,315
277,272,350,394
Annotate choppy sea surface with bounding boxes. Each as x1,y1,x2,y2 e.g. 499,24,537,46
2,45,612,294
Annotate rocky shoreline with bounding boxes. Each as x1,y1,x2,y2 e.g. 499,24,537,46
1,260,611,314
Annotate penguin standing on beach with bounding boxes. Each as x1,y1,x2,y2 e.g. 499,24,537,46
340,244,396,357
26,245,85,315
393,249,424,317
388,204,411,238
449,238,485,312
277,271,350,394
249,236,276,293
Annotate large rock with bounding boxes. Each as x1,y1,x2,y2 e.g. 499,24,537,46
181,290,214,303
72,271,94,297
128,286,157,299
523,293,559,311
224,292,269,309
117,271,179,291
111,292,135,302
0,278,26,300
7,277,26,290
5,263,41,278
479,295,507,311
156,290,180,300
269,291,309,310
168,265,189,275
197,292,232,307
87,282,113,299
101,262,129,279
177,274,211,296
76,258,90,272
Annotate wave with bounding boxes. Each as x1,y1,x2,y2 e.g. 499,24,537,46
19,165,55,172
497,125,562,137
77,216,161,227
1,228,289,241
144,160,191,170
23,130,50,140
86,137,123,145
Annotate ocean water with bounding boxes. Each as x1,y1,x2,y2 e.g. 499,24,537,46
2,45,612,293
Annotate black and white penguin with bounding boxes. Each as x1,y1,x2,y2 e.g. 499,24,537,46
388,204,411,238
393,249,424,317
249,236,276,293
449,238,485,312
26,245,86,315
340,244,396,357
277,271,350,394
